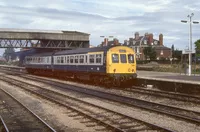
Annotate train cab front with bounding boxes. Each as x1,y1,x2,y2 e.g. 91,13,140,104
106,46,137,85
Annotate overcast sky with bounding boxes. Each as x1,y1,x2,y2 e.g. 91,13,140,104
0,0,200,55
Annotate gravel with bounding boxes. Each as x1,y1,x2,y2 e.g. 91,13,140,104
0,81,100,132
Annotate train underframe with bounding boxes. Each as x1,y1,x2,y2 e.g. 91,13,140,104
26,68,137,87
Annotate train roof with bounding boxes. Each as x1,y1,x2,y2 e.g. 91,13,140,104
54,45,121,55
27,51,54,57
27,45,132,57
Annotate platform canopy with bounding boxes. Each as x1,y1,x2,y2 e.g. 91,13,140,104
0,28,90,49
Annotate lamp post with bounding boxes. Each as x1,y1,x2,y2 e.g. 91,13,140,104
181,13,199,76
100,36,114,46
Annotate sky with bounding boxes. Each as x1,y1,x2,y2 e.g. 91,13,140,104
0,0,200,55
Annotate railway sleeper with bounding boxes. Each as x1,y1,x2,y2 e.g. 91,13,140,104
94,126,107,131
80,120,93,123
68,113,79,117
73,116,85,120
126,126,150,132
85,123,97,127
119,121,133,124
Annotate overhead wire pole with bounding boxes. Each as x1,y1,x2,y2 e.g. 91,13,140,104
181,13,199,76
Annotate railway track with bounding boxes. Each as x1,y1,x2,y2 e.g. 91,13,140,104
125,86,200,104
0,115,9,132
1,65,200,103
0,75,173,132
0,65,200,104
16,74,200,125
5,66,200,105
1,65,200,130
0,87,56,132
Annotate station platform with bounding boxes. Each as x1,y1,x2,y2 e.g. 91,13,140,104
137,71,200,85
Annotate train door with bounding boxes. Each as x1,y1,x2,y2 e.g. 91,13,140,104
107,53,120,74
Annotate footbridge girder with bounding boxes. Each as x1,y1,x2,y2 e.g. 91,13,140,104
0,28,90,49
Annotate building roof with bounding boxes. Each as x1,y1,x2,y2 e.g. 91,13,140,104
0,28,90,41
154,46,171,50
54,46,114,55
0,28,90,35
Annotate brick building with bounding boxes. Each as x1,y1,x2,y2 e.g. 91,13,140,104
124,32,171,60
99,38,121,47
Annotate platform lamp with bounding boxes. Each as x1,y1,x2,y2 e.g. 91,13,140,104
181,13,199,76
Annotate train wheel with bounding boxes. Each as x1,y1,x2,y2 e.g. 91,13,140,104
114,80,121,87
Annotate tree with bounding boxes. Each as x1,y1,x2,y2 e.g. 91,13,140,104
174,49,182,60
195,39,200,50
195,39,200,58
3,46,15,62
143,46,157,60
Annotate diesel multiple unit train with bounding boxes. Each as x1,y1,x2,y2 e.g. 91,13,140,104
25,45,137,85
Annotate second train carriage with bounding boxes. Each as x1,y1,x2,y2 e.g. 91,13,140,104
25,45,137,85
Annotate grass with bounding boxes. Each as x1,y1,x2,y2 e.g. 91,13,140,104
137,63,200,74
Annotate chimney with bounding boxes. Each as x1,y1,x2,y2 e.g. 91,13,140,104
159,34,163,45
135,32,139,40
114,38,119,45
104,38,108,46
124,40,128,45
149,33,153,45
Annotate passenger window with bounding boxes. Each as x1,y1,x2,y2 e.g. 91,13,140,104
96,54,102,64
57,57,60,63
70,56,74,63
67,56,70,64
112,54,119,63
89,55,95,63
61,57,64,63
75,56,79,63
128,54,134,63
120,54,127,63
80,55,84,63
85,55,87,63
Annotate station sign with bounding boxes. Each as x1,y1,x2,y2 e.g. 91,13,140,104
182,49,195,54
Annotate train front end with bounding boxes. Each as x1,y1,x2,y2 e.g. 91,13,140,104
106,46,137,85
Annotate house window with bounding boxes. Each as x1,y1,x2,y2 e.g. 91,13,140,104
137,47,140,54
144,40,147,45
133,40,136,45
160,50,163,55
